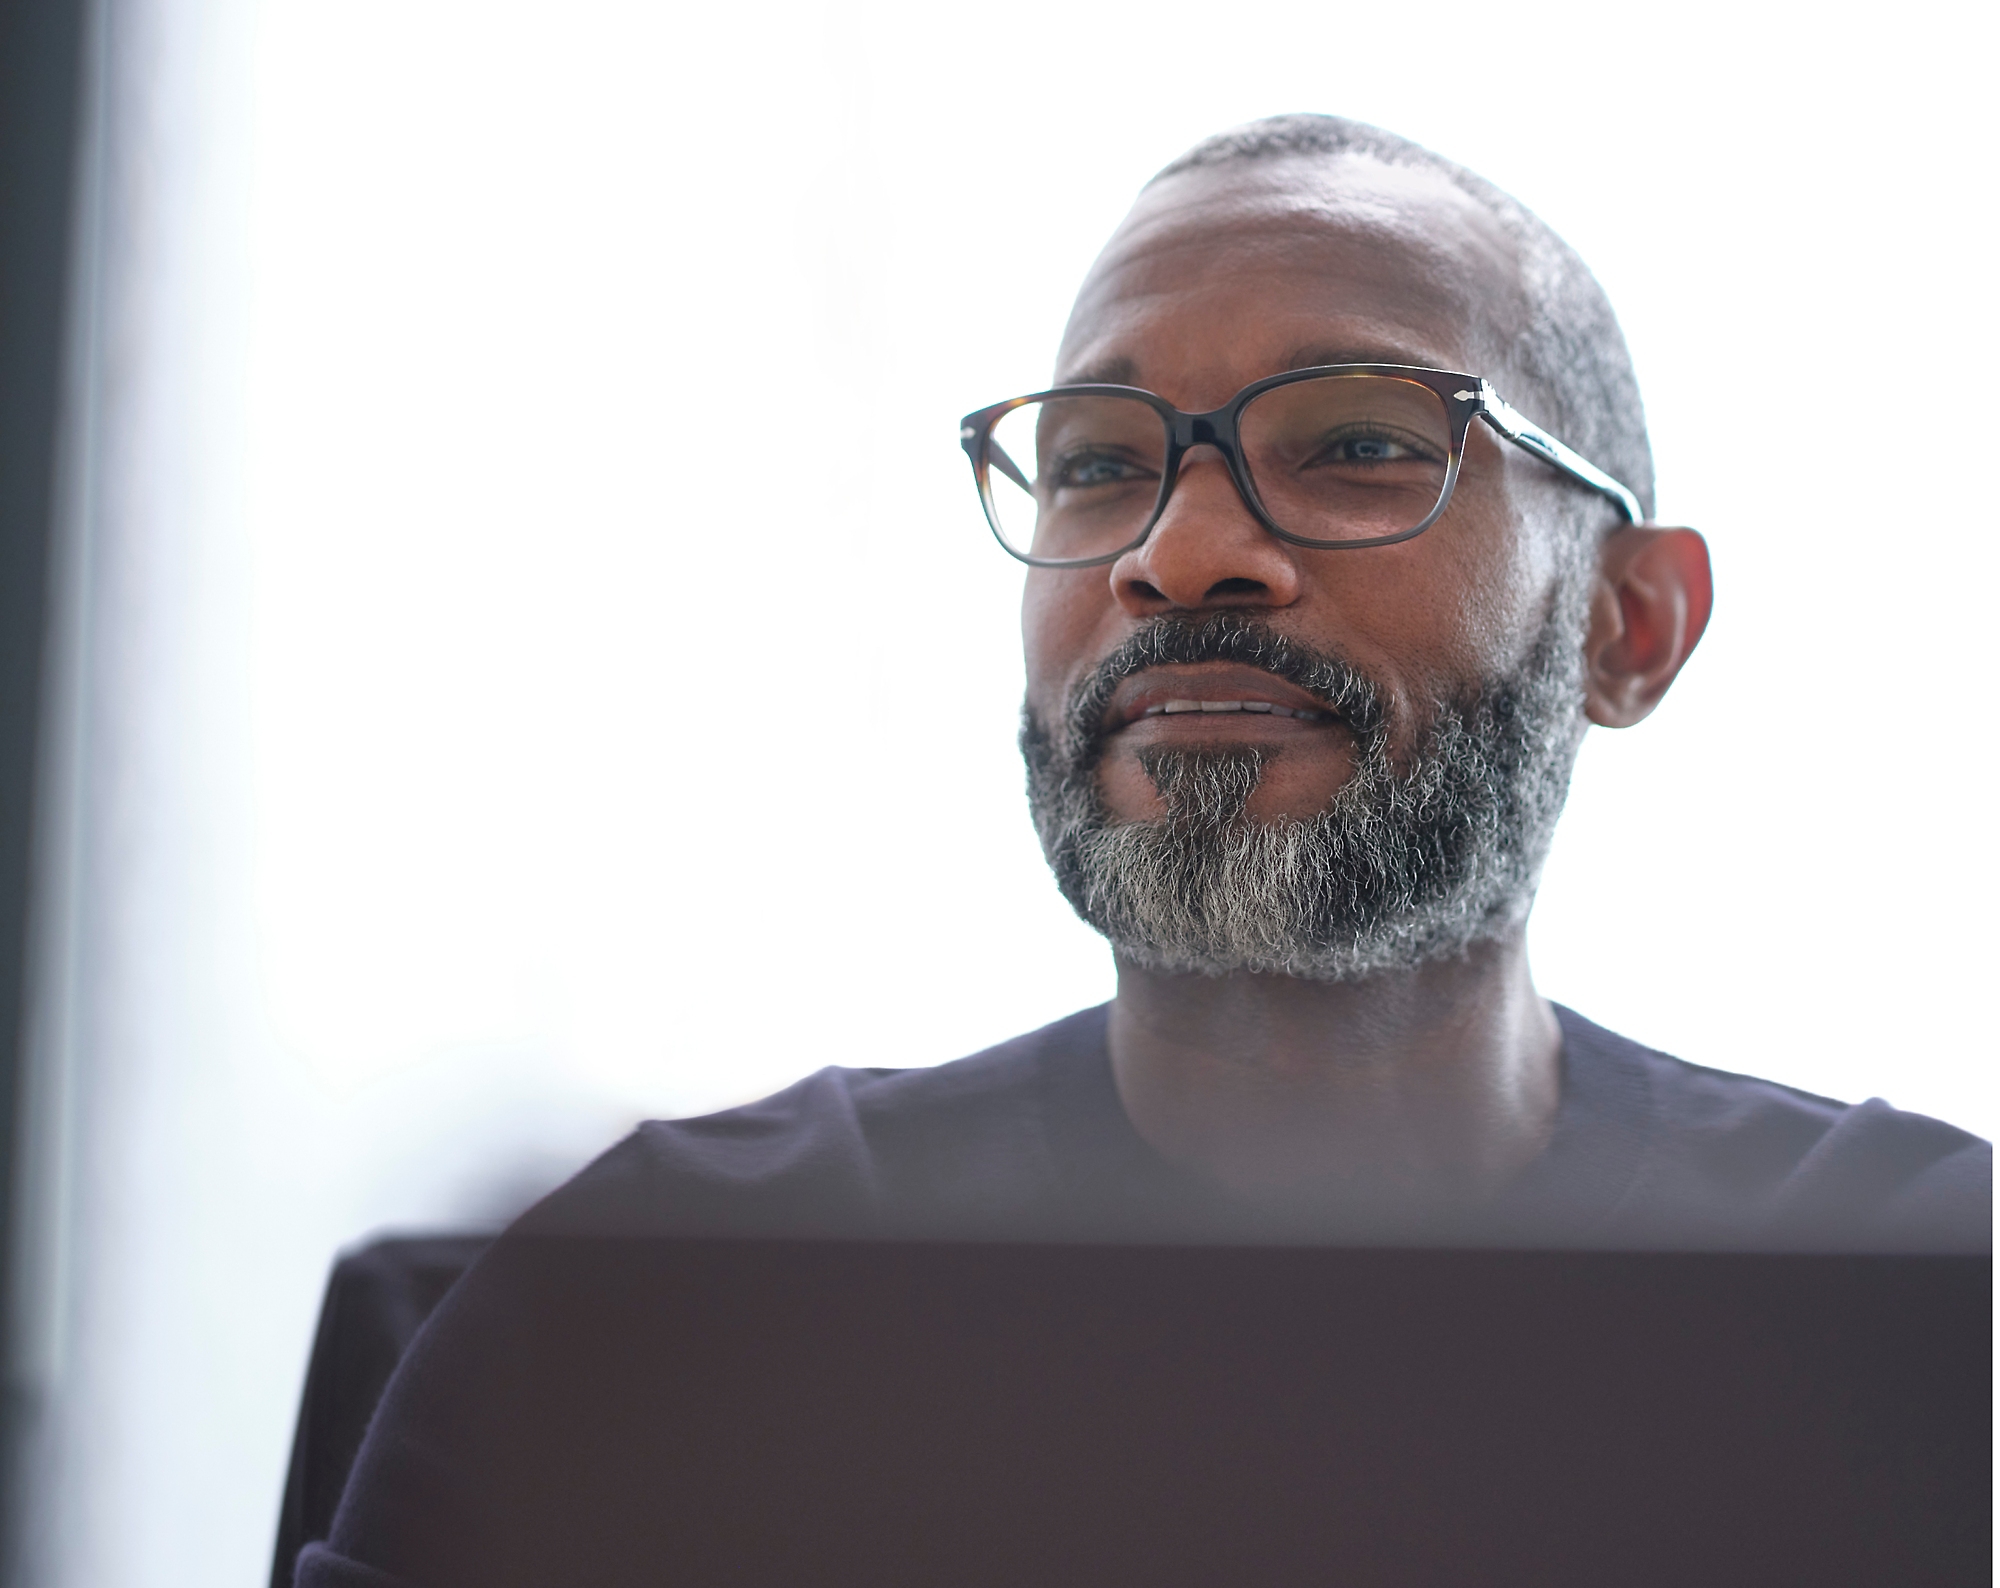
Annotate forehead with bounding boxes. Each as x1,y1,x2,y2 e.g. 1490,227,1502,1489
1057,155,1528,402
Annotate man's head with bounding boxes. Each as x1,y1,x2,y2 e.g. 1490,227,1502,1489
1018,114,1711,979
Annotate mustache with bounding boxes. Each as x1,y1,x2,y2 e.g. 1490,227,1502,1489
1060,611,1391,765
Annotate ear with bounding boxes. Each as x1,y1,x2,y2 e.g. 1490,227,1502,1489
1582,526,1713,728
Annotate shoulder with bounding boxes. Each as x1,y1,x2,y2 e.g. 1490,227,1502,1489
1557,1006,1990,1252
515,1005,1109,1239
298,1007,1113,1584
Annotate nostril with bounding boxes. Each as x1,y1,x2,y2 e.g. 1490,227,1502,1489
1205,578,1267,600
1126,579,1167,602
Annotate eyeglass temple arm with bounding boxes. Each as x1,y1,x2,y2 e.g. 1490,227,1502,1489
969,424,1036,495
1476,383,1644,525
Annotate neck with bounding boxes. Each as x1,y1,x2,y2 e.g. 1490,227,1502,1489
1107,934,1560,1219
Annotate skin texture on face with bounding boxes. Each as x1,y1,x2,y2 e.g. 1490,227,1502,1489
1019,150,1713,1216
1025,154,1578,828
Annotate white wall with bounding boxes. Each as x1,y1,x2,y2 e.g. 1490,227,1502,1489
19,0,1996,1582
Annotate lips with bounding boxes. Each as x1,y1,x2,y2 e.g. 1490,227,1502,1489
1105,663,1342,734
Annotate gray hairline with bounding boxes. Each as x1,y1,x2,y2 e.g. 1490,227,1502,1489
1148,113,1656,527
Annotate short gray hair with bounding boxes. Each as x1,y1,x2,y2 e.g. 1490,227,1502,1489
1152,113,1654,523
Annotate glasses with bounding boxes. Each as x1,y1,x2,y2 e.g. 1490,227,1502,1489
959,365,1643,569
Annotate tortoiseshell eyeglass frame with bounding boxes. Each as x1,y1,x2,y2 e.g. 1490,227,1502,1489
958,363,1645,570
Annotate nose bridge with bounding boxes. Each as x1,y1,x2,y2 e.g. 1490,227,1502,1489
1163,405,1251,523
1118,399,1298,611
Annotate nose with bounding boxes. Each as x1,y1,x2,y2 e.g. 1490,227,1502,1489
1109,447,1304,617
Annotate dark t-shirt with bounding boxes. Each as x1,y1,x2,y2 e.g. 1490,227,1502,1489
506,1002,1986,1251
295,1003,1989,1587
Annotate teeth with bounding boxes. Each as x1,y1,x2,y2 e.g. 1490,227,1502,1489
1141,699,1325,722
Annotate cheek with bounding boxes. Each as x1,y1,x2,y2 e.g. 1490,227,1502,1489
1359,481,1553,690
1020,569,1109,721
1439,529,1543,672
1452,436,1575,649
1463,488,1576,670
1292,533,1525,705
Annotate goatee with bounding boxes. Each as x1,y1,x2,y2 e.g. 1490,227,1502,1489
1020,599,1589,981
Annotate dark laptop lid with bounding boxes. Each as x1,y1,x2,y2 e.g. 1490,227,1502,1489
307,1238,1989,1587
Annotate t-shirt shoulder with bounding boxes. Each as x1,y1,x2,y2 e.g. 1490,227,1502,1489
1555,1005,1990,1252
516,1003,1985,1252
514,1006,1105,1239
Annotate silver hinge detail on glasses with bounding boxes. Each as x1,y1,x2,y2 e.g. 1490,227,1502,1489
1477,382,1528,439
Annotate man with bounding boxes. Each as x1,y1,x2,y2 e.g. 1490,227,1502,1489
295,114,1987,1586
471,112,1983,1252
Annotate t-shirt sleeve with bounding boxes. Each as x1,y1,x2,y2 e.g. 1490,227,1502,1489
294,1233,569,1588
516,1066,890,1237
1628,1045,1991,1252
1766,1097,1991,1252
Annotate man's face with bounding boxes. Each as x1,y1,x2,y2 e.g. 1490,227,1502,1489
1023,154,1576,830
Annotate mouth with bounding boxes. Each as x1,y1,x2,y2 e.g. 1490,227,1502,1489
1105,662,1345,737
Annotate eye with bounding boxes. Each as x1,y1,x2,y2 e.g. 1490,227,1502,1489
1334,436,1409,462
1050,449,1155,489
1300,428,1441,468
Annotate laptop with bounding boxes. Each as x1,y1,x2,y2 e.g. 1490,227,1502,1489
281,1237,1988,1586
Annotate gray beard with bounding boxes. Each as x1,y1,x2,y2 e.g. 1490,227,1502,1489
1021,593,1590,981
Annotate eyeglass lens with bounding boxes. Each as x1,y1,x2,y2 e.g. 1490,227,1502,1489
982,374,1454,563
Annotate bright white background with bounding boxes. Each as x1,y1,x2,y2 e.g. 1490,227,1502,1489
18,0,1996,1582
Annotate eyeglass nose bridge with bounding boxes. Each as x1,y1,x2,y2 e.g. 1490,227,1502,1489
1170,409,1236,452
1152,405,1268,538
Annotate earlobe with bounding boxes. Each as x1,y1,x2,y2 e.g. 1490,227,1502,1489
1582,526,1713,728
